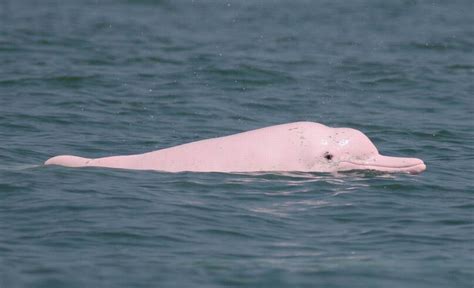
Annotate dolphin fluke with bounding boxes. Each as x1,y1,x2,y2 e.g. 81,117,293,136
45,155,91,168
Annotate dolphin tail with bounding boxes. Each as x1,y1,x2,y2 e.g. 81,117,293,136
44,155,92,167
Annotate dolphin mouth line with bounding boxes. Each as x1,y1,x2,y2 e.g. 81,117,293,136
339,160,426,173
341,161,423,169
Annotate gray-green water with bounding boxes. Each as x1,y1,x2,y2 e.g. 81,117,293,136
1,0,473,287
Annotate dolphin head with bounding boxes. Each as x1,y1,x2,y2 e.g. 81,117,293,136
317,127,426,174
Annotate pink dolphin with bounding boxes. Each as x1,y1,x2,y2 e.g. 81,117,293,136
45,122,426,174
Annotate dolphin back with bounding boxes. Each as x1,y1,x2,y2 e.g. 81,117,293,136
44,155,91,167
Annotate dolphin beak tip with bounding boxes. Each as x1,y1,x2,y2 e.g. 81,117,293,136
408,159,426,174
377,155,427,174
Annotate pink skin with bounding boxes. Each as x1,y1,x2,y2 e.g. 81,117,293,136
45,122,426,174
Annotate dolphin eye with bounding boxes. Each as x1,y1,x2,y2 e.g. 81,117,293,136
324,152,333,161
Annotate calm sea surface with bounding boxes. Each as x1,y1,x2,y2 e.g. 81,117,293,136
1,0,473,287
